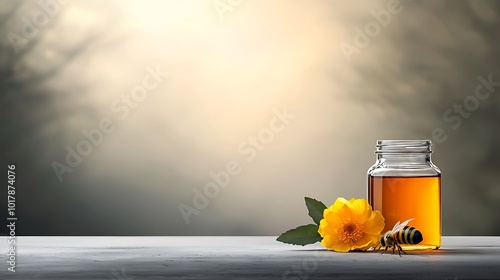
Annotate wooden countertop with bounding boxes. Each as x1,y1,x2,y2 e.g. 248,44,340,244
1,236,499,279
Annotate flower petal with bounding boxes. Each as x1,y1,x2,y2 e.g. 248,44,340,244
318,219,334,237
330,197,350,213
352,233,379,250
349,199,372,223
323,210,344,230
320,235,334,250
319,198,385,252
331,202,352,221
321,234,352,252
363,210,385,235
322,207,332,219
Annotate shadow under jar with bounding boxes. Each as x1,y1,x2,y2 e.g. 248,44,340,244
368,140,441,250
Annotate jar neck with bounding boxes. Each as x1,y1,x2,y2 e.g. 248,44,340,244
375,140,433,165
376,140,432,153
370,140,440,176
377,153,431,163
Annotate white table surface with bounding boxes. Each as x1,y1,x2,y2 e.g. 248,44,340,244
1,236,499,279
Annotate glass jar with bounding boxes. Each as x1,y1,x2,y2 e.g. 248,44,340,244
367,140,441,250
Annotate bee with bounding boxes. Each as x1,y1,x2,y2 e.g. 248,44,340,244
374,218,423,256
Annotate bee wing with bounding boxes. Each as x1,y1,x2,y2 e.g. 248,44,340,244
390,218,415,235
390,220,401,233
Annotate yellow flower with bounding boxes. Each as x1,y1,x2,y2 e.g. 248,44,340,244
318,197,384,252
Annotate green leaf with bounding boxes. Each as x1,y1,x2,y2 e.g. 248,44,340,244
276,224,322,246
305,197,327,225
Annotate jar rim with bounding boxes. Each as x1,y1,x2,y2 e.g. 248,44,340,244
375,140,432,153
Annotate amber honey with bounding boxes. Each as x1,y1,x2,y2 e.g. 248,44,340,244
368,175,441,250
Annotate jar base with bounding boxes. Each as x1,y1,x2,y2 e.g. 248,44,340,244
400,244,440,251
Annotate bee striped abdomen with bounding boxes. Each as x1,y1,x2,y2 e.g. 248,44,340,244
395,226,423,245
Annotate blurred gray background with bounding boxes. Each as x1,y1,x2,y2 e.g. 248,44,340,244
1,0,499,236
